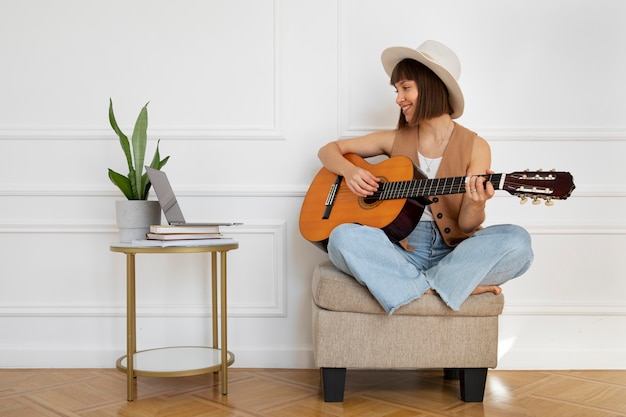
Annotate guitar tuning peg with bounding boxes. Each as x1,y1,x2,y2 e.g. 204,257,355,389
532,197,541,205
545,199,554,207
520,196,528,205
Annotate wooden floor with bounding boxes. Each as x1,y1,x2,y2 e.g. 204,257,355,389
1,368,625,417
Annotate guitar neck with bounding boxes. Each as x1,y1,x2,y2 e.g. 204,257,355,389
375,174,504,201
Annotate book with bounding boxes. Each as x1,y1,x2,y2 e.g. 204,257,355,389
149,224,221,234
130,237,237,247
146,232,222,241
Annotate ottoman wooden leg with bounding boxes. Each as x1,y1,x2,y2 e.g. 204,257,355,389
321,367,347,402
459,368,488,402
444,368,461,379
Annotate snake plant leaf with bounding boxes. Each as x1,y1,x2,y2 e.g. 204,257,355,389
108,169,133,200
141,172,152,199
140,140,170,197
131,103,149,199
108,99,170,200
157,156,170,169
148,139,170,169
128,166,139,200
108,99,132,170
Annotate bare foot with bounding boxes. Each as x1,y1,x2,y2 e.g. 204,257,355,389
471,285,502,296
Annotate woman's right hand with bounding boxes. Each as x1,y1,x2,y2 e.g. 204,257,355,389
344,165,380,197
317,130,394,197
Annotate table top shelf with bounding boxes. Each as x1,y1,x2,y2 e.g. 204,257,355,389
110,242,239,254
116,346,235,377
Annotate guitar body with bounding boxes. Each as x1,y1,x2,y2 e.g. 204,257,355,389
299,154,425,251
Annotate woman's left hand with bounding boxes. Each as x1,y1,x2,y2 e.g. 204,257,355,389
465,170,495,203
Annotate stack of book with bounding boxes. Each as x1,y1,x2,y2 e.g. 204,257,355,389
132,224,235,247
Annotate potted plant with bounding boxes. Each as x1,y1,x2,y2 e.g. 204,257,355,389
109,99,170,242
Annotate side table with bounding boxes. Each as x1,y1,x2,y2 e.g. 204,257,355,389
110,241,238,401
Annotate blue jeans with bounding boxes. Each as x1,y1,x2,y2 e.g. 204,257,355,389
327,222,533,314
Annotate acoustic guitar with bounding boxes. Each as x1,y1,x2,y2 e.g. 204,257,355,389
299,153,575,251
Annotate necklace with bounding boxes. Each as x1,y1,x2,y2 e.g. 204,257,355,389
417,120,453,172
422,155,435,172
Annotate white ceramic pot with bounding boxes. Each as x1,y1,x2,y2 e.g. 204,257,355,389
115,200,162,242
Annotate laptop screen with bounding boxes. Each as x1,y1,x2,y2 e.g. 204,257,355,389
145,167,186,225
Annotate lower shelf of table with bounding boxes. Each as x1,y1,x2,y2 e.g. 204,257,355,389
116,346,235,377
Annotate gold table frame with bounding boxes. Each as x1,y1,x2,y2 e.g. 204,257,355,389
110,242,238,401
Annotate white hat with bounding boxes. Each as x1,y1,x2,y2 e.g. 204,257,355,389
381,40,464,119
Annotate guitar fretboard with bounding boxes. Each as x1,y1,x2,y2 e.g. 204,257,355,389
372,174,504,201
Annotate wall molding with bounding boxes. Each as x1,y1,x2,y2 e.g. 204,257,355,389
471,128,626,141
1,220,626,236
340,127,626,141
0,0,285,142
0,222,287,318
226,222,288,317
3,127,624,142
523,224,626,235
0,303,282,319
3,301,624,321
0,184,624,198
503,302,626,316
0,127,287,141
0,185,306,198
336,0,626,142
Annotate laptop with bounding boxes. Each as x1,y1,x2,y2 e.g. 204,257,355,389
146,166,238,226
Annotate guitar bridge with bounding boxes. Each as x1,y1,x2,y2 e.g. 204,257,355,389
323,175,343,219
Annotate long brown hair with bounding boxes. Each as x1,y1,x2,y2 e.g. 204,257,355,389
390,58,453,128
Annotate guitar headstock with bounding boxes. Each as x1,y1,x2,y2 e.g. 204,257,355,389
502,170,575,206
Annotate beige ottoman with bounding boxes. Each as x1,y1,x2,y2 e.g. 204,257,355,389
311,261,504,402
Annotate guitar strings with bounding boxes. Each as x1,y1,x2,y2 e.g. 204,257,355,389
325,175,495,203
323,173,565,206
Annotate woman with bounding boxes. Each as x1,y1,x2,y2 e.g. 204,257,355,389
318,40,533,314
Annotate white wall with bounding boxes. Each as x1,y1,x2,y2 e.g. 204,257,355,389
1,0,624,370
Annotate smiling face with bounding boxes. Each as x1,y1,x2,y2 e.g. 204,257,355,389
394,79,419,123
390,59,453,128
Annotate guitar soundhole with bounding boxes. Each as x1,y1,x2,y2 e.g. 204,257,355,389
358,177,387,209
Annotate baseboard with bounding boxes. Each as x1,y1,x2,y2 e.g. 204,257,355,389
497,347,626,370
0,347,316,369
2,346,626,370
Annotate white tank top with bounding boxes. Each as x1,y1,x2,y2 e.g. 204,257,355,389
417,152,442,222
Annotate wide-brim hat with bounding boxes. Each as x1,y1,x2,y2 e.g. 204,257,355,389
381,40,464,119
